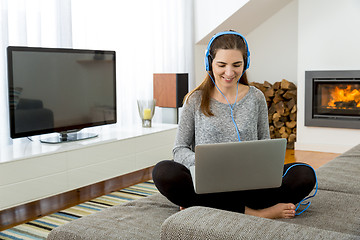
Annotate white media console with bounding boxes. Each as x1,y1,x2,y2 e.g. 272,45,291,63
0,124,177,210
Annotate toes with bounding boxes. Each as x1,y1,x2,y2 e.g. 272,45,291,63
286,203,296,210
283,209,296,218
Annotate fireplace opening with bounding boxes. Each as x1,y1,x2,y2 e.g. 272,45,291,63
314,80,360,117
305,70,360,129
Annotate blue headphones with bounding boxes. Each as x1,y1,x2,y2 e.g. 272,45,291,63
204,31,250,72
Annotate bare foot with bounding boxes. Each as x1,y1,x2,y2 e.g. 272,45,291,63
245,203,296,219
179,206,186,211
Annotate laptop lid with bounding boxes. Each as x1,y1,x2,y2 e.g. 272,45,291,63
192,138,287,194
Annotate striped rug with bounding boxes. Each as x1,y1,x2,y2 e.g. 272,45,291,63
0,181,158,240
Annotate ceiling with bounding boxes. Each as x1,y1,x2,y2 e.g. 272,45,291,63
196,0,294,45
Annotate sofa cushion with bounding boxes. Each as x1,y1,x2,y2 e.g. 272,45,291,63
162,203,359,240
161,189,360,239
316,144,360,195
162,189,360,239
277,189,360,236
47,193,178,240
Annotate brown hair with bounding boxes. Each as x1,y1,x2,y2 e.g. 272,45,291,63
184,33,249,116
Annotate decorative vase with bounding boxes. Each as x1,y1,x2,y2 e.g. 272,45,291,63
137,99,156,127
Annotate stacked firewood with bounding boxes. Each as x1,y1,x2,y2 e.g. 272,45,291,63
250,79,297,149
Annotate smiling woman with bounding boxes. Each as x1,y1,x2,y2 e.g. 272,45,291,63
152,31,317,219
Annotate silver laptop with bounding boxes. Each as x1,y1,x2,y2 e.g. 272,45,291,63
190,138,287,194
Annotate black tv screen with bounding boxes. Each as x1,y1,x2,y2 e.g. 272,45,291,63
7,46,116,143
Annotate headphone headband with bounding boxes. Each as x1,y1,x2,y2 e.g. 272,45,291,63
204,31,250,72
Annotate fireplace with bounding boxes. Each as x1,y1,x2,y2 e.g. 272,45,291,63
305,70,360,129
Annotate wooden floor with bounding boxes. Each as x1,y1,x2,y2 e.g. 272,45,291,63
284,149,340,169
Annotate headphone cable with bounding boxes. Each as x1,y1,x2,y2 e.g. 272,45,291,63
282,163,318,215
207,71,243,142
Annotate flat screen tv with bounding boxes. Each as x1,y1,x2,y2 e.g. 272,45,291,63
7,46,116,143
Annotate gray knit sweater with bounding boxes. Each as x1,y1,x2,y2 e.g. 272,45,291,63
173,86,270,169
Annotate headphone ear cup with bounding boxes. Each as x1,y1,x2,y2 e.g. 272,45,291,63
244,56,249,71
204,55,209,71
207,55,212,72
245,55,250,71
205,53,212,72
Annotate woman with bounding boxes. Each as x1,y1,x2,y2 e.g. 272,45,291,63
153,31,316,219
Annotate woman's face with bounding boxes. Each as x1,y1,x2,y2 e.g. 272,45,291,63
211,49,244,90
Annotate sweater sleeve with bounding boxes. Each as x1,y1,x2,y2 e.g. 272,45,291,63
255,88,270,140
172,94,197,169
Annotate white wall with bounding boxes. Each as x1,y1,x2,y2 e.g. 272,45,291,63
246,0,297,84
194,0,249,43
194,44,206,87
296,0,360,153
193,0,248,84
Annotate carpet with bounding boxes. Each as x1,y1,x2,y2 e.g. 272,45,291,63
0,181,158,240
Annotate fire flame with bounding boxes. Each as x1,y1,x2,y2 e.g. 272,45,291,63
328,85,360,108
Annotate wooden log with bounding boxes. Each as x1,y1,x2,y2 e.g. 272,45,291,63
283,90,297,100
273,93,284,104
273,82,281,90
273,112,282,120
286,127,292,135
281,79,297,90
263,81,272,88
286,120,296,129
250,82,266,93
268,104,276,115
269,125,275,132
276,88,285,94
265,96,272,106
274,101,285,115
279,126,286,134
287,141,294,149
288,133,296,143
290,112,296,121
273,120,284,128
283,107,290,117
279,116,288,123
281,132,289,139
286,98,296,110
275,131,282,138
265,87,275,98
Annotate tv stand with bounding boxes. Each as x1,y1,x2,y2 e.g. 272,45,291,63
40,131,98,144
0,123,177,211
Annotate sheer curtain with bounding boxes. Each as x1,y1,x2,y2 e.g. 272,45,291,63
0,0,194,144
0,0,72,145
71,0,194,126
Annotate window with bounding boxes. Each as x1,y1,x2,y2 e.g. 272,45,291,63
0,0,193,144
